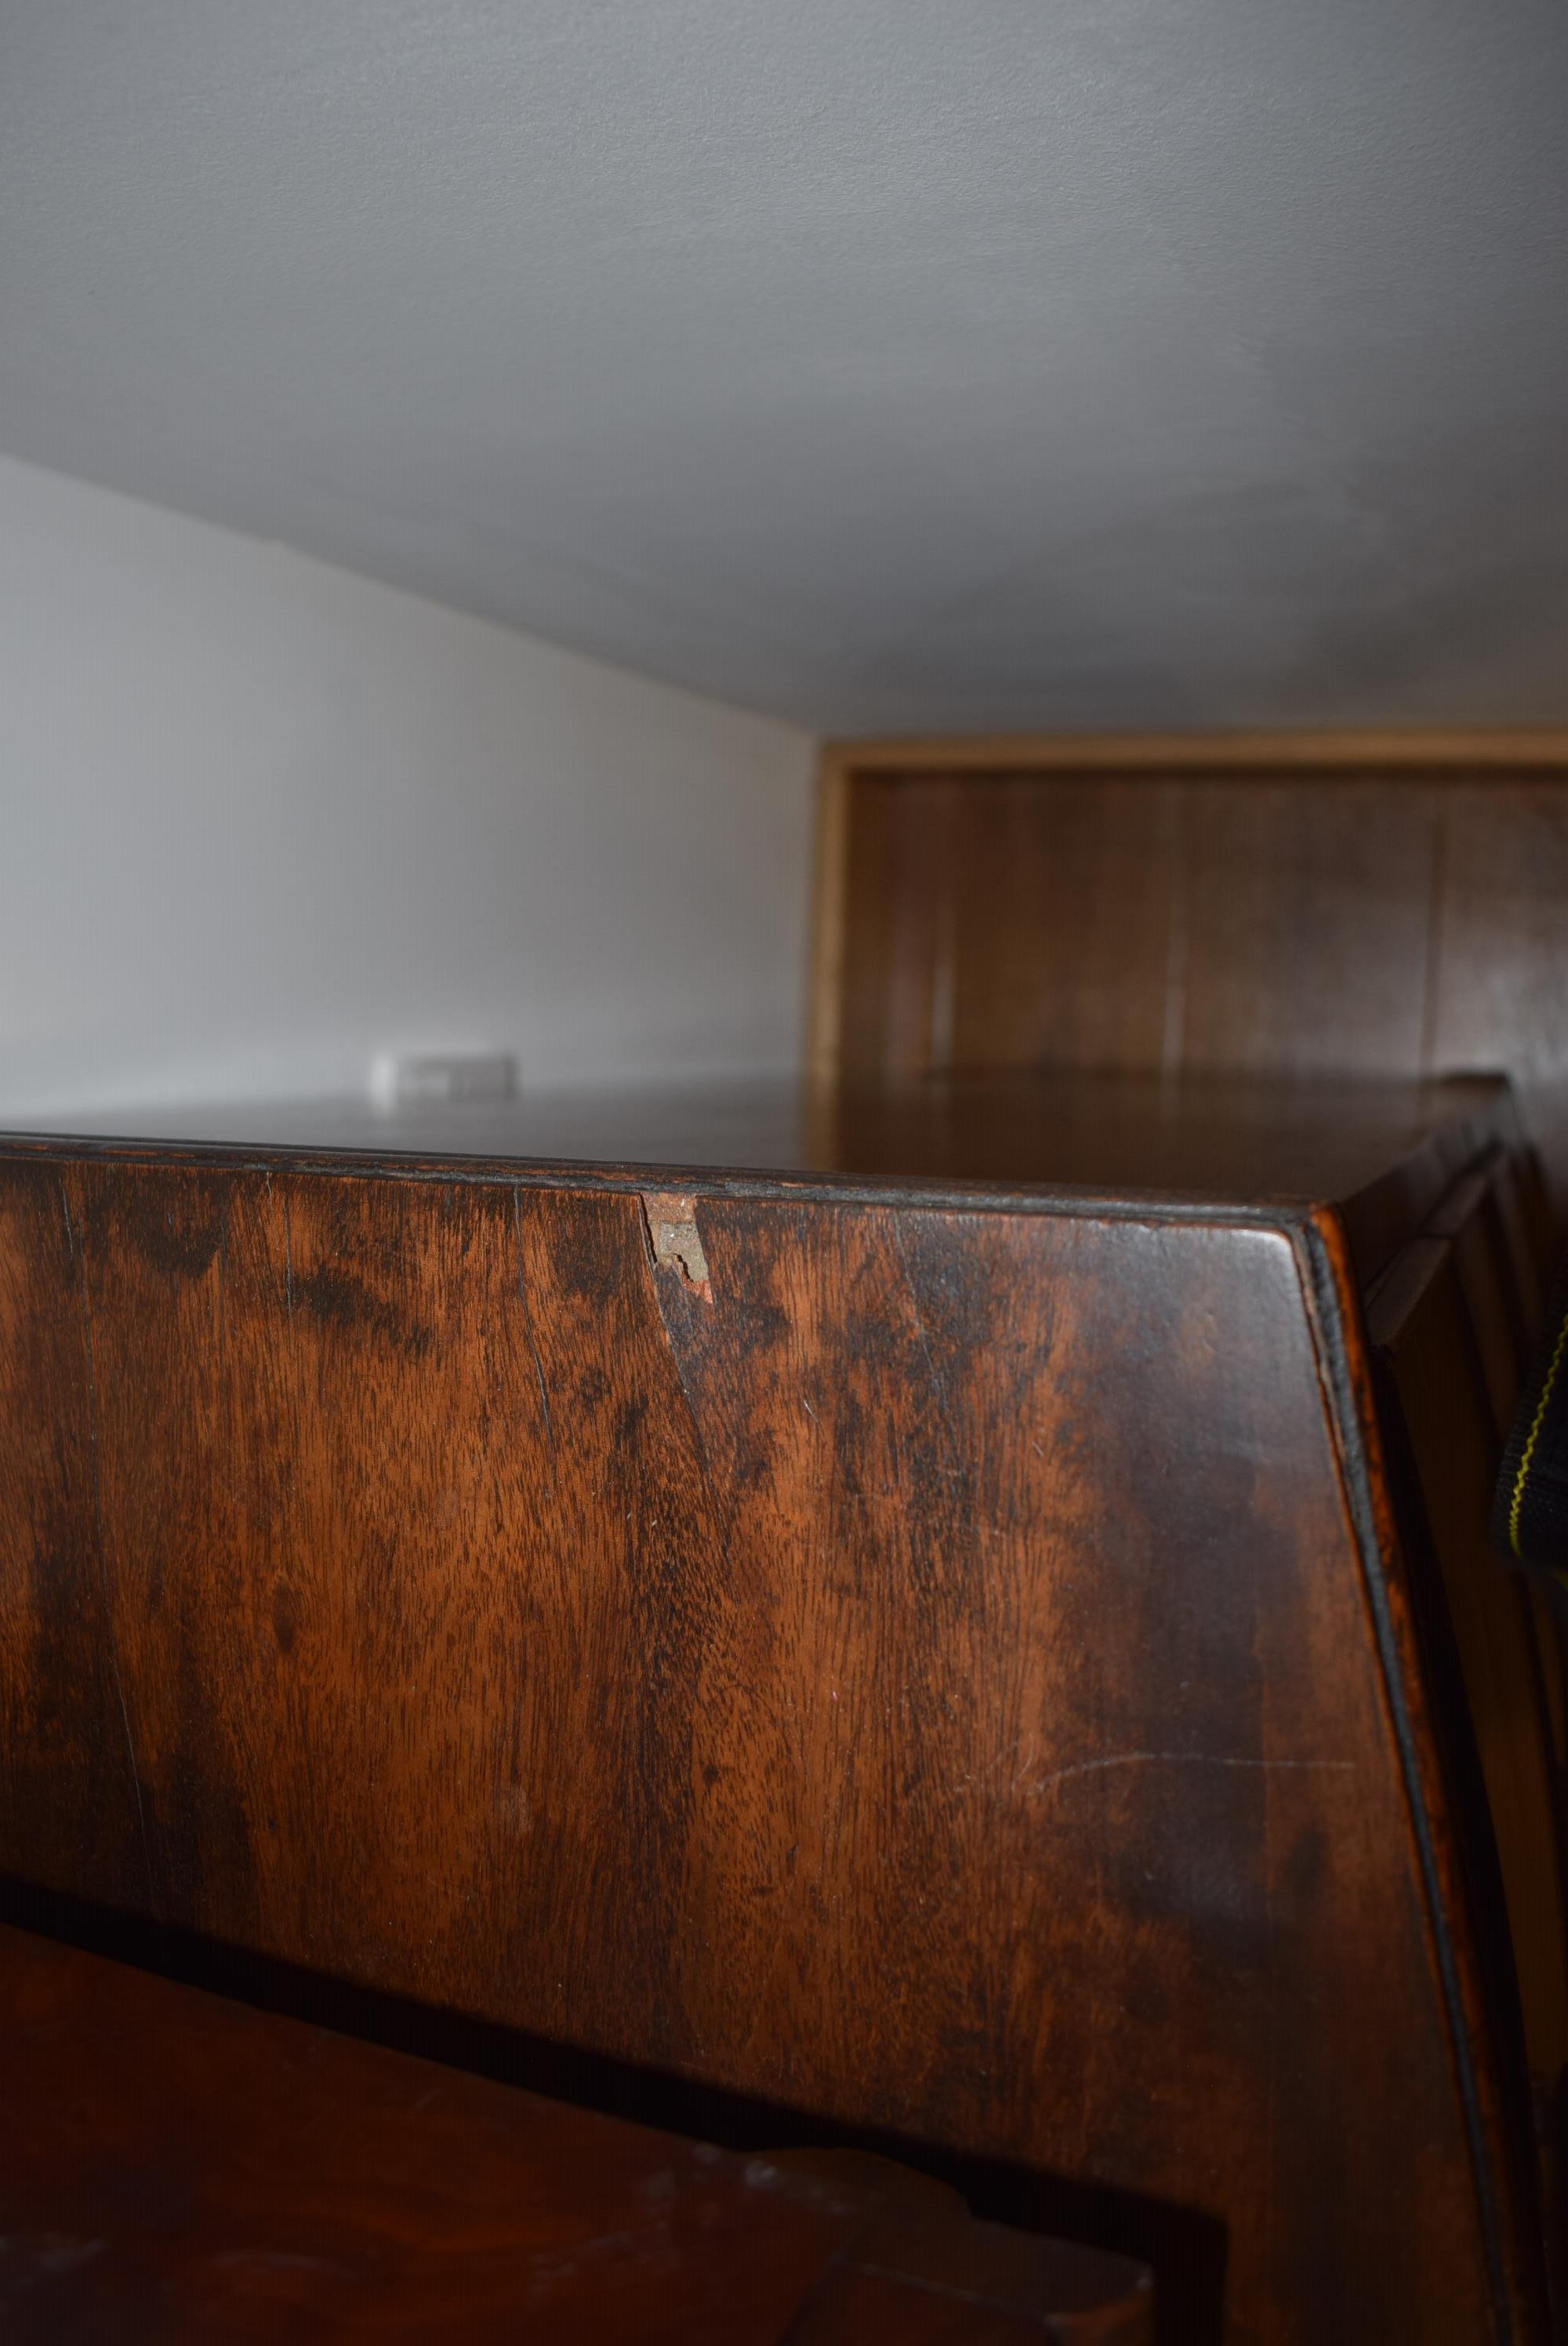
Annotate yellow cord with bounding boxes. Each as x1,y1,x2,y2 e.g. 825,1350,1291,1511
1509,1309,1568,1559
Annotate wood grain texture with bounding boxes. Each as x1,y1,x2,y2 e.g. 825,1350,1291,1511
817,745,1568,1221
0,1162,147,1907
838,775,961,1079
0,1922,1152,2344
808,751,855,1088
0,1129,1530,2343
1179,779,1438,1077
942,777,1183,1073
1431,784,1568,1217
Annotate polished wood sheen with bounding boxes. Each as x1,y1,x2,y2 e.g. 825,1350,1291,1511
0,1922,1151,2342
815,743,1568,1219
0,1073,1558,2342
0,1067,1517,1286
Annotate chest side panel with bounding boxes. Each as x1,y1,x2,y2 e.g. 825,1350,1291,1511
0,1156,1493,2341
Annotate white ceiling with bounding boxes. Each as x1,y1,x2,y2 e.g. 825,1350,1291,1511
3,1,1566,734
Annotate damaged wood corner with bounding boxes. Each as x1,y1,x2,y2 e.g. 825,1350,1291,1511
640,1192,713,1302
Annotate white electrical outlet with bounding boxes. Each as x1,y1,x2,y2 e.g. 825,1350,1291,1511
369,1051,519,1107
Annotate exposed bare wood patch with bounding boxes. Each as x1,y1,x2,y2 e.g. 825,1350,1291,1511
640,1191,713,1302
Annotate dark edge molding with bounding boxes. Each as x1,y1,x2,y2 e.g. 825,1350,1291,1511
1293,1211,1520,2346
0,1129,1331,1234
0,1090,1515,1256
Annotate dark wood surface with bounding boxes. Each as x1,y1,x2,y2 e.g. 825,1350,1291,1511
0,1065,1517,1287
1367,1148,1568,2319
0,1078,1553,2341
822,760,1568,1220
0,1921,1152,2344
1429,782,1568,1208
0,1116,1526,2340
1370,1231,1567,2084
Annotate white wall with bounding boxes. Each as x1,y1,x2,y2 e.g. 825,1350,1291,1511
0,456,817,1116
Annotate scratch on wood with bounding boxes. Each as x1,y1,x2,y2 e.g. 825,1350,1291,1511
513,1186,557,1487
641,1215,731,1570
640,1191,713,1302
1022,1750,1356,1796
